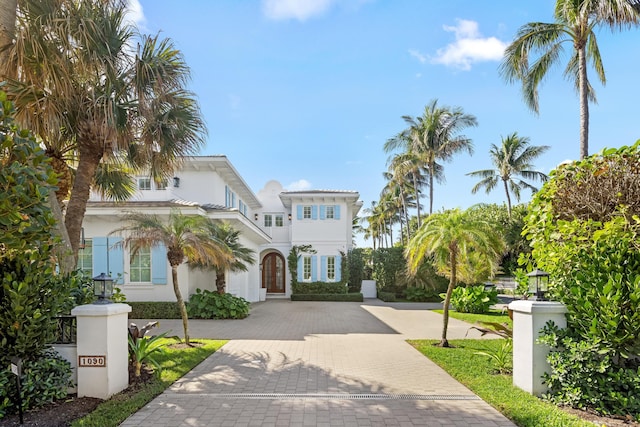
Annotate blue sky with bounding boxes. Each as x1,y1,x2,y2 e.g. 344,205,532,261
133,0,640,246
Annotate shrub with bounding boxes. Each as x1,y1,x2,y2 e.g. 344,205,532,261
347,248,365,293
377,291,396,302
290,293,363,302
292,281,347,294
371,247,405,291
128,302,181,319
405,286,440,302
187,289,250,319
0,349,72,417
445,285,498,314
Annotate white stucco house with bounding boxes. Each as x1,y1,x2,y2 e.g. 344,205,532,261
80,156,362,302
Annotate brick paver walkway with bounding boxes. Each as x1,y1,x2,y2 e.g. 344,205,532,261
121,300,516,426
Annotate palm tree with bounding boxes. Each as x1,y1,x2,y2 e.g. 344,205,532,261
387,100,477,215
4,0,206,261
406,208,504,347
467,133,550,218
209,222,256,294
113,211,232,345
500,0,639,159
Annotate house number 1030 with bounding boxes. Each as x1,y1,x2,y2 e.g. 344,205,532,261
78,355,106,367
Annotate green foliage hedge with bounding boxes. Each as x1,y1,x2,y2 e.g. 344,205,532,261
187,289,250,319
377,291,396,302
128,302,181,319
404,286,440,302
292,281,347,294
290,293,363,302
446,285,498,314
347,248,365,293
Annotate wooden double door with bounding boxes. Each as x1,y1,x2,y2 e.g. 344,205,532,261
262,252,285,293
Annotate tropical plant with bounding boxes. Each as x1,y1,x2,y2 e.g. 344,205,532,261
406,208,505,347
127,321,176,378
112,211,232,345
475,339,513,375
385,99,477,215
446,285,499,314
467,133,549,218
500,0,639,159
187,289,250,319
208,222,255,294
4,0,207,262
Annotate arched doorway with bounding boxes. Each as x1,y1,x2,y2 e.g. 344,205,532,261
262,252,285,294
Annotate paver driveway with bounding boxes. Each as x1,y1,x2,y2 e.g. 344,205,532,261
121,299,516,427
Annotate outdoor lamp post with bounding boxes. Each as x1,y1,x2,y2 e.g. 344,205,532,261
527,269,549,301
93,273,114,304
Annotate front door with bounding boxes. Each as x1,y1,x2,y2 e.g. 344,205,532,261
262,252,285,294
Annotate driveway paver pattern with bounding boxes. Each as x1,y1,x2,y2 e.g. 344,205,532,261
121,299,515,426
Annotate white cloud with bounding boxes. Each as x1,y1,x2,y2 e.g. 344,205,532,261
262,0,335,21
432,19,507,71
124,0,146,30
286,179,313,191
408,49,427,64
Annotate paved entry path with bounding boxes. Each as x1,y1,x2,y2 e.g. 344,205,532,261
121,300,516,427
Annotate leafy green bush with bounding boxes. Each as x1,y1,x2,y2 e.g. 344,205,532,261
290,293,363,302
292,281,347,294
128,302,181,319
347,248,365,293
377,291,396,302
405,286,440,302
187,289,250,319
445,285,498,314
371,247,405,292
0,349,72,417
540,322,640,419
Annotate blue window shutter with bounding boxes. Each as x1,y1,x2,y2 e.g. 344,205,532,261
311,205,318,220
320,205,326,220
151,243,167,285
297,205,303,220
107,237,124,284
311,255,317,281
297,258,303,281
336,255,342,281
334,205,341,220
93,237,108,277
320,256,327,281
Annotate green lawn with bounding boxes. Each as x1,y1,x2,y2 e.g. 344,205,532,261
72,339,227,427
433,309,513,330
408,339,593,427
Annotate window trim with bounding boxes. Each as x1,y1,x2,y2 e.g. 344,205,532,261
327,256,336,281
303,206,312,219
138,177,151,191
302,256,312,282
130,247,152,283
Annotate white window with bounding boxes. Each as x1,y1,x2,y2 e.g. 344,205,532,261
264,214,273,227
303,206,312,219
130,247,151,283
327,256,336,281
275,214,284,227
156,179,168,190
138,178,151,191
78,239,93,277
326,205,335,219
303,256,312,281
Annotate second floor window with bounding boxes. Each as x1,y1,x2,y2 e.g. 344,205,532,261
264,214,273,227
303,206,312,219
326,206,335,219
130,247,151,283
275,214,284,227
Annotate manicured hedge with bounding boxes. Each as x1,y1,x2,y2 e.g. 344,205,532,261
290,293,363,302
292,281,348,294
127,302,181,319
377,291,396,302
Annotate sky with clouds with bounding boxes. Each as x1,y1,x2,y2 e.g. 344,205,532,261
134,0,640,246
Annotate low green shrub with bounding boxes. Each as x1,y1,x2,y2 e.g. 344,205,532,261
292,281,347,294
445,285,498,314
0,349,72,418
378,291,396,302
290,293,363,302
128,302,181,319
405,287,440,302
187,289,250,319
540,322,640,420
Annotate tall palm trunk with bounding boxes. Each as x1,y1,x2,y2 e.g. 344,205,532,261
215,270,226,294
0,0,17,67
440,244,458,348
428,161,435,215
502,179,513,219
64,141,103,262
413,173,422,227
171,264,190,345
578,43,589,160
